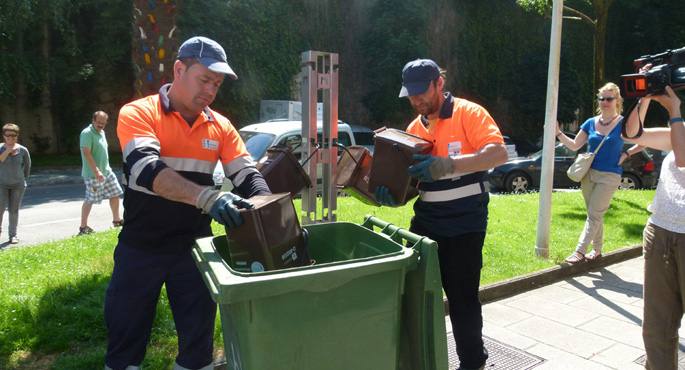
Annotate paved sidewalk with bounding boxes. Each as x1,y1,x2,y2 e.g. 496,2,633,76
466,256,684,370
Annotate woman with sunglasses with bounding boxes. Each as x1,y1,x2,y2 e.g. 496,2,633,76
0,123,31,244
555,82,639,263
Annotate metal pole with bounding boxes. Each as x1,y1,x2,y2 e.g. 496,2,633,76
535,0,564,258
322,53,339,222
299,51,339,225
301,51,318,224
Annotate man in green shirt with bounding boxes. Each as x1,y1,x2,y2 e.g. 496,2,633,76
79,111,123,235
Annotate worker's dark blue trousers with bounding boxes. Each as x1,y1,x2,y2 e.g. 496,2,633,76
410,222,488,370
104,243,216,370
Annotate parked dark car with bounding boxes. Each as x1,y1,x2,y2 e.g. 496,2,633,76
507,136,540,157
645,148,668,177
488,143,657,193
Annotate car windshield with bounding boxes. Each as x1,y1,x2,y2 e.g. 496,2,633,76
354,132,374,146
240,131,276,160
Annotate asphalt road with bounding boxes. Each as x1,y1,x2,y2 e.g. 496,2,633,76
0,183,122,250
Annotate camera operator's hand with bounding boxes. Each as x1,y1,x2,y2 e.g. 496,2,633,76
650,86,682,117
195,187,254,228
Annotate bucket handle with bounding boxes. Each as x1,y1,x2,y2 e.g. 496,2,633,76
335,142,360,165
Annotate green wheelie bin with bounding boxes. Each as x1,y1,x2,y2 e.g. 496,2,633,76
192,216,447,370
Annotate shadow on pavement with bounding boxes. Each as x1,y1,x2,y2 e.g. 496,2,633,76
566,268,642,325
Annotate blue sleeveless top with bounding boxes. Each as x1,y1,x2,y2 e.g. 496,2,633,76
580,116,624,175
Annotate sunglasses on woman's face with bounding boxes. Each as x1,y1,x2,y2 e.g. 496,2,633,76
597,96,616,102
3,134,17,138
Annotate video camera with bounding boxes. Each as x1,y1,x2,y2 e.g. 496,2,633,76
621,46,685,98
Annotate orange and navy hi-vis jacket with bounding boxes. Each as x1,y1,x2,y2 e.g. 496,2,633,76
406,92,504,237
117,84,269,252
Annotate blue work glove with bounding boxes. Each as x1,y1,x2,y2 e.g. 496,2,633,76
407,154,454,182
374,185,398,207
196,188,254,229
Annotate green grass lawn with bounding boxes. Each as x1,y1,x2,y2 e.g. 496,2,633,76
0,190,654,369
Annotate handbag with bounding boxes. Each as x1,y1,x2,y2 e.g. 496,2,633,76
566,136,608,182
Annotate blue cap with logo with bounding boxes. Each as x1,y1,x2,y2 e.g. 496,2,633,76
178,36,237,80
399,59,440,97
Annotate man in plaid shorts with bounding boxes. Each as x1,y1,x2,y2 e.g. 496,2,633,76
79,111,123,235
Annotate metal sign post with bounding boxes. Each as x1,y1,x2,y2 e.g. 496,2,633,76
300,51,339,224
536,0,564,258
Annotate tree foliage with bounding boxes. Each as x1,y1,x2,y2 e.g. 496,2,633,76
517,0,615,92
360,0,429,127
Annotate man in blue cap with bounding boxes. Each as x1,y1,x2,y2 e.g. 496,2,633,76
376,59,508,370
104,36,270,370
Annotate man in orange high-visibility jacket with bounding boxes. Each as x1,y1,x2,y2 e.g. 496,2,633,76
375,59,508,370
104,36,270,370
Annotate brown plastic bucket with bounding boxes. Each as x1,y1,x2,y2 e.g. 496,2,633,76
335,146,379,206
368,128,432,205
226,193,310,272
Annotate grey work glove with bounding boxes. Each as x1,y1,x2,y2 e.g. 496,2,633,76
407,154,454,182
196,187,254,229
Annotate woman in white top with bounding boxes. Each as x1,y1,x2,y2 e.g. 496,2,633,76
625,85,685,370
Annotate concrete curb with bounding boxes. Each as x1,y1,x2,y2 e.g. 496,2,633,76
476,244,642,307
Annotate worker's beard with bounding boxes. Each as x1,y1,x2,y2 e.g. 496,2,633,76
411,96,441,117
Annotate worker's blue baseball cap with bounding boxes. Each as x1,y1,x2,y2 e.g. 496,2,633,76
178,36,238,80
399,59,440,97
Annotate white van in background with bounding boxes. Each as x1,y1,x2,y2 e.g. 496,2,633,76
213,120,356,188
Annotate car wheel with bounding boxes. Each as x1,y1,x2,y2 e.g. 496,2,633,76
505,171,532,193
619,173,640,190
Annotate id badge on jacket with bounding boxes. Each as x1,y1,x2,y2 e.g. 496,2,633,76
448,141,461,158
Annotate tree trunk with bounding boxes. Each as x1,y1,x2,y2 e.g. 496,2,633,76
38,18,57,153
12,28,34,150
593,0,613,91
14,30,27,126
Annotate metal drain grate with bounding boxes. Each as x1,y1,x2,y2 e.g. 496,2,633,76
634,344,685,368
448,334,545,370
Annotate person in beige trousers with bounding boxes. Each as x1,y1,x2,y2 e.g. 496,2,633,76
556,82,642,263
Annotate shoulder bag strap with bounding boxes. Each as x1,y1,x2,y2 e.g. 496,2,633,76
592,135,608,155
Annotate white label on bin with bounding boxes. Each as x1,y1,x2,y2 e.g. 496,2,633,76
282,246,297,262
250,261,265,272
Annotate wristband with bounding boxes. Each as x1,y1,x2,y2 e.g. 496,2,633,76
669,117,684,126
623,149,630,157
